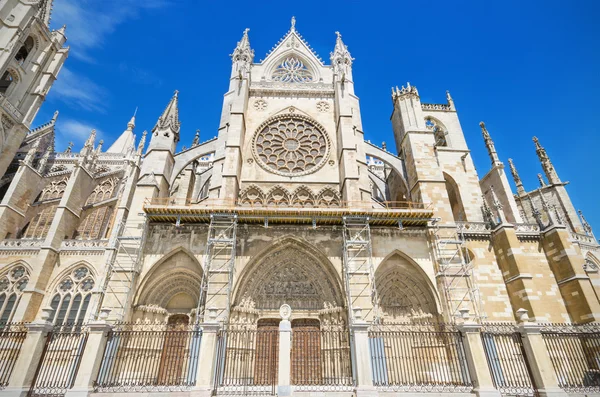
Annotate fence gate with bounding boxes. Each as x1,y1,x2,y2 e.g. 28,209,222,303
214,326,279,396
481,324,537,397
29,326,89,397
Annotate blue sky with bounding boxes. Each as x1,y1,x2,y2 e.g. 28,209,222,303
42,0,599,229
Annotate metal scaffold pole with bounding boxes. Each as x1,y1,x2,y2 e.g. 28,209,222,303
94,216,149,322
196,213,238,323
342,216,379,324
432,221,484,322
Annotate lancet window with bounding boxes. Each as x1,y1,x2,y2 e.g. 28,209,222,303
15,36,34,65
22,178,68,239
0,265,29,323
74,178,118,239
271,57,313,83
48,266,95,326
425,117,448,147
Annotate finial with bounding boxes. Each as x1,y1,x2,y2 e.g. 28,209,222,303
508,158,526,196
532,136,560,185
335,31,341,40
133,106,138,117
291,16,296,31
137,130,148,153
192,129,200,146
579,210,594,235
382,141,387,151
446,90,453,101
480,121,501,166
481,195,494,225
65,141,74,153
537,173,546,187
173,89,179,97
244,27,249,36
52,110,59,121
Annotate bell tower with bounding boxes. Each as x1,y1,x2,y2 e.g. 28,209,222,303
0,0,69,178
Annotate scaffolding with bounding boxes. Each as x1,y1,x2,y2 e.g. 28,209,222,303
196,213,238,323
342,216,379,324
95,218,148,322
433,223,484,322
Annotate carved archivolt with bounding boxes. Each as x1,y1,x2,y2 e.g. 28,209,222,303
239,184,340,208
375,253,439,321
234,238,343,311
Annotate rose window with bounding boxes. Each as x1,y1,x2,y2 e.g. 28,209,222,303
253,114,330,176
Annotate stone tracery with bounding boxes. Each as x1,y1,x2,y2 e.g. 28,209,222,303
238,184,341,207
253,114,329,176
271,56,313,83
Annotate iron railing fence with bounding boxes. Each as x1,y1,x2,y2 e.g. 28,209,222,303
481,323,536,396
94,322,202,392
369,323,472,393
291,328,354,391
214,327,279,395
29,324,89,397
0,323,27,389
541,323,600,393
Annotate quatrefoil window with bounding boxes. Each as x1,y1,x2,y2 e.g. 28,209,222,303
253,114,330,176
271,57,313,83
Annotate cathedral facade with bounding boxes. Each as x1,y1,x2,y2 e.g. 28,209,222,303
0,2,599,397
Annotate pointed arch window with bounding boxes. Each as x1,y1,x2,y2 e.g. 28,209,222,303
15,36,35,66
425,117,448,147
0,265,29,323
22,179,68,239
0,71,14,95
74,178,118,239
271,57,313,83
48,266,95,327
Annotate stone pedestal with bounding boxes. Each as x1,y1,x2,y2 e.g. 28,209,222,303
277,319,292,397
518,322,568,397
4,320,53,397
193,322,221,397
457,322,502,397
65,321,112,397
352,321,377,397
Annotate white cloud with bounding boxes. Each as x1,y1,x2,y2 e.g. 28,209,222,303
51,0,170,62
50,67,108,112
56,119,102,149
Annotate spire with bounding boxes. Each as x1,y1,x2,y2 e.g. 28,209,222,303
231,28,254,68
579,210,594,236
37,136,54,173
479,122,501,166
490,185,508,225
137,130,148,154
108,112,136,154
37,0,53,26
95,139,104,154
508,158,526,196
153,90,181,141
330,31,354,78
533,136,561,184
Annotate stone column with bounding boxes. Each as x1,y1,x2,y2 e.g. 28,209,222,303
194,321,221,397
4,318,53,397
457,320,502,397
351,310,376,397
278,304,292,397
517,310,567,397
64,320,112,397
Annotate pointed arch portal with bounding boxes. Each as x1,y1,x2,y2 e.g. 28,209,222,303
233,237,344,312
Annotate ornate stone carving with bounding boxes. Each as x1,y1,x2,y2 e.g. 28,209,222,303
316,101,330,113
253,114,330,176
253,99,267,111
271,56,313,83
238,184,341,208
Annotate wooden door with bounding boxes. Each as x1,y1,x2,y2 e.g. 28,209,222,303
158,314,189,384
253,319,279,385
291,319,321,385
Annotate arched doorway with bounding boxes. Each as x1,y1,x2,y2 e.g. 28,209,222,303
158,314,190,384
